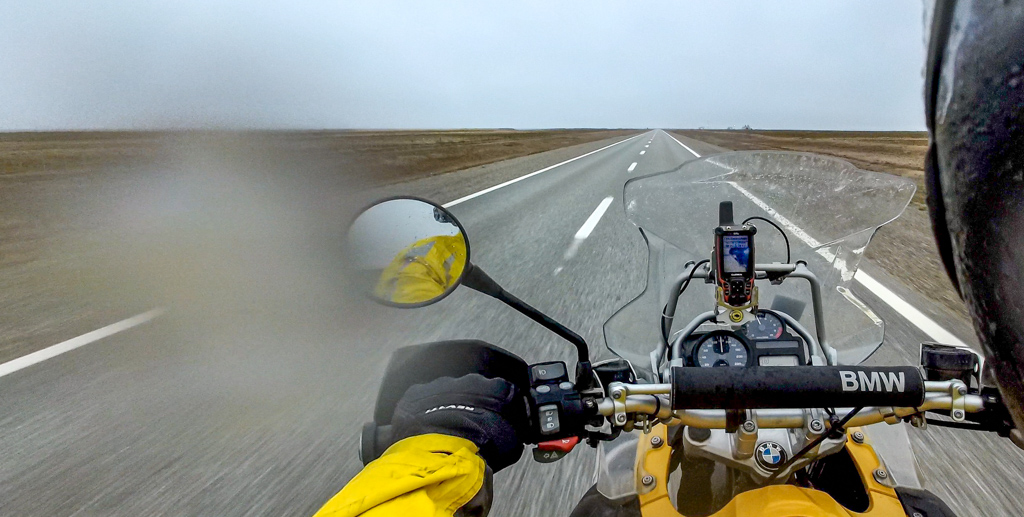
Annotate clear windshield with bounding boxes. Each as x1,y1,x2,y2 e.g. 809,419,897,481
603,152,915,376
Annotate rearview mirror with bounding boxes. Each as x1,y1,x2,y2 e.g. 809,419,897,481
346,197,470,307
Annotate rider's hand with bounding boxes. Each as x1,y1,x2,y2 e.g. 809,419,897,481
390,374,525,472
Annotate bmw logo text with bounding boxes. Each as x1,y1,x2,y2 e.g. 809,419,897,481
754,441,788,470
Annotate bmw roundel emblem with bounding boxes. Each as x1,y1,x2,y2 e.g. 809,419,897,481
754,441,787,470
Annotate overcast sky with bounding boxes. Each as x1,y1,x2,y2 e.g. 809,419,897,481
0,1,928,131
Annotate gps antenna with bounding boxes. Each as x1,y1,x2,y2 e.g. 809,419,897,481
719,201,735,226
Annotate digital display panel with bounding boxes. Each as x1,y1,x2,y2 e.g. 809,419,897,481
722,235,751,273
755,340,800,349
759,355,800,366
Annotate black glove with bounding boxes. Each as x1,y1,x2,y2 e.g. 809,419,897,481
390,374,525,472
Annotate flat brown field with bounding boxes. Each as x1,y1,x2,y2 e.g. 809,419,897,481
672,130,929,206
671,129,966,321
0,129,636,185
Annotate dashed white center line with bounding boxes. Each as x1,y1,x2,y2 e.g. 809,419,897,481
640,150,646,155
575,196,614,240
558,196,616,272
627,162,637,172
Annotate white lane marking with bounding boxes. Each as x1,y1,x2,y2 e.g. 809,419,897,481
666,132,701,157
728,182,968,347
644,145,649,148
575,196,614,240
854,272,966,346
640,151,646,155
0,308,165,378
731,183,824,259
562,196,615,263
627,162,637,172
444,132,647,207
562,239,584,261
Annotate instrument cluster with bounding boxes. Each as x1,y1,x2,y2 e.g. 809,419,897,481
687,310,807,368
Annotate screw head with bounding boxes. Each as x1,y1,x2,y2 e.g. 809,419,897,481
650,435,664,448
953,410,965,420
641,475,655,486
809,420,824,433
957,385,968,395
913,513,924,517
874,468,888,480
741,421,756,433
852,431,865,443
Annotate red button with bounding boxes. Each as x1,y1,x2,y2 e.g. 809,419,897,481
537,436,579,453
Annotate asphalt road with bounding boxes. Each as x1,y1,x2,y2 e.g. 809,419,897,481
1,130,1022,516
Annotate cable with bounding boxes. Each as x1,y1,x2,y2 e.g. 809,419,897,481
763,406,863,484
661,259,711,342
742,216,790,264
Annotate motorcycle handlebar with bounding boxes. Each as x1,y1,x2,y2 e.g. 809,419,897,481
597,393,983,429
669,366,925,410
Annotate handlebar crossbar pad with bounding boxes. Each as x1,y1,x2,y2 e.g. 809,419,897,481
670,366,925,409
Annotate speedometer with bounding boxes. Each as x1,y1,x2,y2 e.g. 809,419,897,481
745,311,785,339
694,332,749,367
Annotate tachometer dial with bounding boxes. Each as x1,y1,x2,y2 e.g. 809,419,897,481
745,311,785,339
694,332,748,367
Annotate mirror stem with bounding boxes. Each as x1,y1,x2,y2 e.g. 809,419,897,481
462,264,593,389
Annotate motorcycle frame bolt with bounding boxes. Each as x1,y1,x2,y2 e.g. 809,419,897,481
641,475,655,487
957,386,968,395
851,431,865,444
650,435,664,448
741,421,756,433
953,410,965,420
809,420,824,433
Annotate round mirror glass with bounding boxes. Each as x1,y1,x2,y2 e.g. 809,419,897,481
346,198,469,307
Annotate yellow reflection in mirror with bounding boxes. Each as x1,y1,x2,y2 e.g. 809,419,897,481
373,232,467,304
347,198,469,307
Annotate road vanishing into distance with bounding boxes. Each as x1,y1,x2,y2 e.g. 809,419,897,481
1,130,1022,516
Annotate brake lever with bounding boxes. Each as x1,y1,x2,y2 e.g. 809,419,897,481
922,387,1018,440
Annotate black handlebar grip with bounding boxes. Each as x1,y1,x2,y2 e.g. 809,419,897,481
670,366,925,409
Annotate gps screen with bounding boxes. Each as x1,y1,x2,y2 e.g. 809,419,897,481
722,235,750,274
